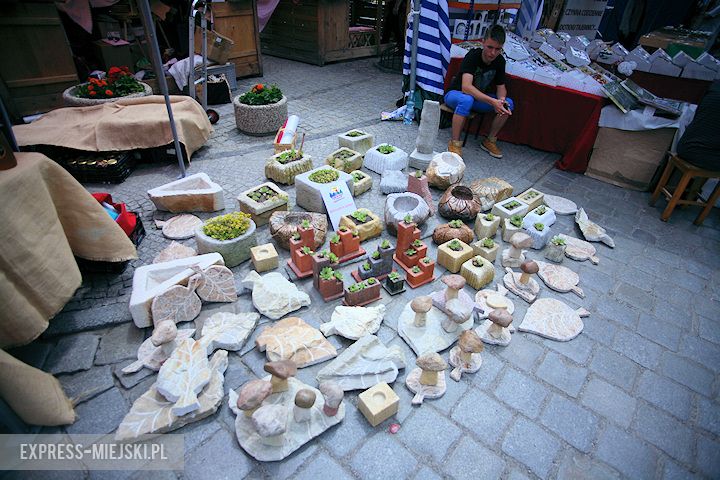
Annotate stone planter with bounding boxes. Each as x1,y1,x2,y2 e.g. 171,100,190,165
438,185,481,221
147,172,225,213
265,152,313,185
544,242,566,263
522,205,556,229
269,211,327,250
491,196,529,220
234,95,288,135
432,222,475,245
384,274,406,295
426,152,465,190
339,209,382,242
437,239,474,273
517,188,545,211
350,170,372,196
325,147,363,173
250,244,279,272
237,182,289,226
364,144,408,174
474,213,501,239
195,220,257,268
295,166,353,214
380,170,408,194
461,256,495,290
62,82,153,107
472,239,499,263
384,192,431,235
524,224,552,250
343,279,381,306
502,217,523,242
338,129,374,155
470,177,514,212
407,173,434,214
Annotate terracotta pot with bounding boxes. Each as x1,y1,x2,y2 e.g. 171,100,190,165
407,265,432,288
432,223,475,245
340,229,361,254
330,241,344,258
311,254,331,291
344,281,381,306
291,247,313,273
407,174,435,214
438,185,482,221
396,221,419,249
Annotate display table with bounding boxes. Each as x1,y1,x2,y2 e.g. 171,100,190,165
446,57,606,173
0,153,137,349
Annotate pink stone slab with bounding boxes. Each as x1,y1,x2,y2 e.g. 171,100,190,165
518,298,590,341
159,214,203,240
558,234,600,264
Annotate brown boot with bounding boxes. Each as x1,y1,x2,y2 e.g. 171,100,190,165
447,139,463,157
481,137,503,159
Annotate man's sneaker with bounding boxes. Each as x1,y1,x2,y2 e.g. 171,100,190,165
481,138,503,159
448,139,463,157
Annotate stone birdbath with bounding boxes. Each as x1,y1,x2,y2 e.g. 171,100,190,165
406,353,448,405
449,329,484,381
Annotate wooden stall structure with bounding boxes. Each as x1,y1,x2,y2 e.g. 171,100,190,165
260,0,392,66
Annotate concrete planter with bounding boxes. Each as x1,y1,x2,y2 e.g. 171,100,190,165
491,196,529,220
147,172,224,213
460,257,495,290
426,152,465,190
502,217,523,242
350,170,372,196
522,205,557,229
544,242,566,263
474,213,501,239
517,188,545,211
338,129,374,155
264,152,313,185
437,239,474,273
295,166,353,214
237,182,289,226
384,192,431,235
234,95,288,135
472,239,499,263
364,144,408,174
524,224,552,250
195,220,257,268
325,147,363,173
62,82,152,107
339,209,382,242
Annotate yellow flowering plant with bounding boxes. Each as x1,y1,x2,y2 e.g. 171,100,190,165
202,212,252,241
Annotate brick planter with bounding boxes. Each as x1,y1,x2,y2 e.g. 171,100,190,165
339,209,382,242
338,129,374,155
287,225,316,278
328,227,365,263
393,220,434,287
195,220,257,268
325,147,363,173
237,182,289,226
343,279,381,306
234,95,288,135
406,257,435,288
295,166,354,214
437,239,474,273
264,151,314,185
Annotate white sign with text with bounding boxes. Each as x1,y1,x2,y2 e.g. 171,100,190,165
319,181,357,231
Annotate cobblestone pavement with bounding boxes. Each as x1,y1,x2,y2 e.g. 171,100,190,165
8,56,720,480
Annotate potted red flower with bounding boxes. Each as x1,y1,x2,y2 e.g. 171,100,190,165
63,66,152,107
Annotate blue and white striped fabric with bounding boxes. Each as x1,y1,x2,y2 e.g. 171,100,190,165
402,0,451,96
515,0,544,39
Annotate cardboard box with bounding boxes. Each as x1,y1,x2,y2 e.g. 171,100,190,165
194,29,235,64
586,127,677,191
93,40,134,71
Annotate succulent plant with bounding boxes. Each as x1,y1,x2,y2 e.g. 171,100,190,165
366,278,377,285
350,210,368,223
534,223,545,231
348,282,365,292
405,248,417,256
502,200,521,210
509,215,523,228
449,219,464,228
551,235,566,246
377,144,396,154
403,214,413,224
346,130,364,137
414,170,424,178
411,266,421,274
448,239,463,251
380,239,391,249
472,256,484,267
300,246,312,255
535,205,547,215
319,267,334,281
388,271,401,281
412,239,423,247
334,271,343,281
421,257,432,264
202,212,252,241
371,251,380,260
330,234,340,244
481,237,495,249
362,262,371,271
484,213,495,221
328,252,339,263
300,219,311,229
308,169,339,184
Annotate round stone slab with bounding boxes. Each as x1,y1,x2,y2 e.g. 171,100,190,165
543,194,578,215
161,214,203,240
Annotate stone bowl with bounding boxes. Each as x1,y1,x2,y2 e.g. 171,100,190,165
195,220,257,268
384,192,431,235
234,95,288,135
427,152,465,190
438,185,481,222
62,82,153,107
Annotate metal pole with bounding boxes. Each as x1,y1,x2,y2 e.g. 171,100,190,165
404,0,421,125
201,8,208,111
137,0,186,177
188,4,195,101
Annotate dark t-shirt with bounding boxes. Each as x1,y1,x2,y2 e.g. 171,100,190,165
448,47,506,93
677,80,720,170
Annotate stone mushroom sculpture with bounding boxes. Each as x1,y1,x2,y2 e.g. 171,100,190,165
151,319,179,358
264,360,297,393
519,260,539,285
502,232,533,268
406,352,448,405
251,404,287,446
442,274,465,302
440,275,473,333
236,379,273,417
319,381,344,417
411,296,432,327
482,309,514,346
293,389,317,422
449,330,484,381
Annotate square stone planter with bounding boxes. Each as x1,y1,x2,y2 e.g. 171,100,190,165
544,241,566,263
339,209,382,242
295,166,354,214
491,196,530,220
147,172,225,213
380,170,408,194
474,213,501,239
250,243,279,272
472,238,499,263
517,188,545,211
350,170,372,196
264,151,314,185
195,220,257,268
437,239,474,273
325,147,363,173
237,182,289,226
383,274,406,295
461,256,495,290
522,205,557,229
338,129,374,155
524,224,552,250
364,144,409,174
502,217,524,242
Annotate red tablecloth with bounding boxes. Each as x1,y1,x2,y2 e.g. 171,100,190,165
446,57,606,173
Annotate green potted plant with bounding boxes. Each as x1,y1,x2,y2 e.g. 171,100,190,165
460,254,495,290
325,147,362,173
475,211,501,239
317,266,344,301
350,170,373,196
502,213,524,242
384,270,405,295
473,236,499,263
234,83,287,135
340,208,382,242
437,238,473,273
195,211,257,267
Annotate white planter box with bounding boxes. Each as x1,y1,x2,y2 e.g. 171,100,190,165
364,144,408,174
195,220,258,267
490,196,529,219
501,217,523,242
147,172,225,213
474,213,501,239
294,166,353,213
522,205,556,229
524,224,552,250
338,130,374,155
237,182,289,226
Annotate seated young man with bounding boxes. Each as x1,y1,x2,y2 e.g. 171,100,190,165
445,25,514,159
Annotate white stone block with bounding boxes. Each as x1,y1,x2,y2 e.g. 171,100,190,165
364,144,408,175
147,173,225,213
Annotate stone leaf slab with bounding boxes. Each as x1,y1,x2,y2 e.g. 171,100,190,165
543,194,578,215
242,271,311,320
157,214,203,240
115,350,228,441
191,265,238,303
197,312,259,355
151,276,202,325
153,241,197,264
397,301,473,356
558,234,600,264
122,328,196,374
575,208,615,248
319,304,386,340
475,285,516,321
316,335,406,391
448,345,482,382
536,261,585,298
518,298,590,341
255,317,337,368
147,172,225,213
155,338,212,416
503,268,540,304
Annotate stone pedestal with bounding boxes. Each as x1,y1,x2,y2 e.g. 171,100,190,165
409,100,440,170
295,167,354,214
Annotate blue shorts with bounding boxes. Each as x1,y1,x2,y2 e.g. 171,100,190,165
444,90,514,117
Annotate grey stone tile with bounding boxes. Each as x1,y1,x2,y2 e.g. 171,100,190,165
113,362,154,389
66,388,128,434
543,334,594,365
349,433,418,479
612,329,663,369
178,415,223,453
582,314,620,346
696,396,720,437
662,460,704,480
698,315,720,345
661,351,714,396
183,428,253,480
693,294,720,321
596,425,658,479
58,365,114,406
413,466,442,480
589,345,639,392
396,407,462,462
451,389,513,445
595,297,640,329
506,468,533,480
651,300,686,329
636,370,692,421
444,436,505,480
696,435,720,479
95,323,146,366
318,403,375,458
497,336,546,371
429,374,468,414
636,313,682,351
678,335,720,373
536,351,588,397
47,333,101,374
494,367,549,418
557,450,621,480
581,377,636,428
263,442,317,480
466,350,504,388
635,404,694,464
295,453,353,480
501,417,561,479
7,341,52,369
47,302,134,336
540,394,600,452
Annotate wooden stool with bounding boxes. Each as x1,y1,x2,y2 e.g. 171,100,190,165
440,104,483,147
650,153,720,225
